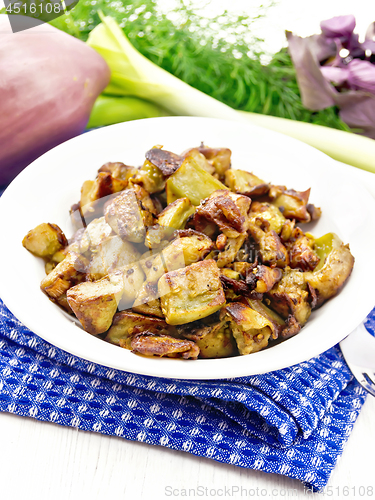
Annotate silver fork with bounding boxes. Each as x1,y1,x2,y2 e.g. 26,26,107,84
340,322,375,397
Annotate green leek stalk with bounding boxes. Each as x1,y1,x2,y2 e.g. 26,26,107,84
87,14,375,174
87,95,170,128
239,112,375,174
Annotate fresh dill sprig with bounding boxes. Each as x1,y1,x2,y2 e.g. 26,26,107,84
50,0,349,131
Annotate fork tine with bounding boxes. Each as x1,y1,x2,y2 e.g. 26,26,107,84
363,371,375,386
359,378,375,398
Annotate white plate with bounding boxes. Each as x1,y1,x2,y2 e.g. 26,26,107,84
0,116,374,380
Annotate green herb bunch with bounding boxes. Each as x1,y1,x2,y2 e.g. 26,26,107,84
51,0,349,130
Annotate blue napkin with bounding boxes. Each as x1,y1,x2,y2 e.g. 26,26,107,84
0,297,373,491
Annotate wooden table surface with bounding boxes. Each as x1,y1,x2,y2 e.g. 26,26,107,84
0,396,374,499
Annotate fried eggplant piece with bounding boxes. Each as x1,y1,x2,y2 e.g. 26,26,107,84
280,315,302,339
157,198,195,230
129,332,199,359
104,185,156,243
181,148,216,175
280,219,296,243
224,169,269,197
248,224,289,268
304,233,354,308
193,190,251,238
267,269,311,326
105,311,170,347
287,227,320,272
41,252,88,300
67,273,124,335
221,303,273,355
133,159,166,194
247,265,283,293
54,293,73,314
98,162,137,182
118,264,145,310
195,321,237,358
80,172,128,217
143,198,196,249
243,298,284,338
249,202,286,234
23,223,68,258
132,281,165,318
165,155,228,205
80,217,113,252
145,147,183,177
307,203,322,221
88,235,141,281
217,234,247,268
219,273,263,301
141,231,213,283
270,187,311,223
144,225,168,249
197,144,232,179
158,259,226,325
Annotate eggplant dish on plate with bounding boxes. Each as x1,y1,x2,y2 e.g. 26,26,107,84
22,144,354,360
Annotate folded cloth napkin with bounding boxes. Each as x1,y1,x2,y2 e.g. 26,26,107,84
0,297,373,491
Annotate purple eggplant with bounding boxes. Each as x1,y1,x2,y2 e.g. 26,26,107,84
0,15,111,186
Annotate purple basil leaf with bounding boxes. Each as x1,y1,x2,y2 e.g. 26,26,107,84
347,59,375,93
306,33,338,63
286,31,336,110
320,15,356,39
337,92,375,139
321,66,349,86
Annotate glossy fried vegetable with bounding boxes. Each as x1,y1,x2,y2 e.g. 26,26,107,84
67,273,124,335
195,321,237,358
157,198,195,230
287,227,320,271
181,148,216,175
304,233,354,307
158,259,226,325
244,298,285,337
248,265,283,293
141,231,213,283
270,187,312,223
225,169,269,197
221,302,273,355
249,202,286,234
22,223,67,258
105,311,170,346
80,217,113,251
145,147,183,176
248,224,289,268
88,235,141,281
41,252,88,300
216,234,247,268
80,172,128,217
267,269,311,326
192,190,251,238
197,145,232,179
166,155,228,205
118,263,146,310
104,186,155,243
98,162,137,182
129,332,199,359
